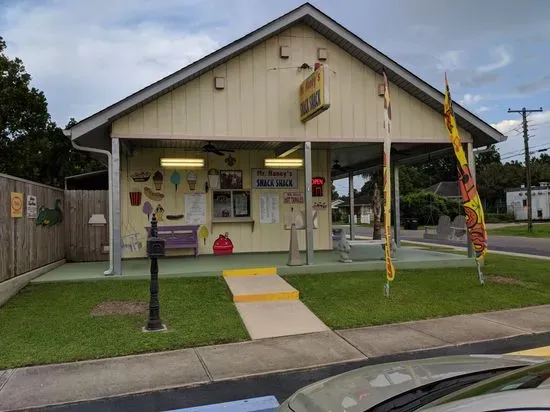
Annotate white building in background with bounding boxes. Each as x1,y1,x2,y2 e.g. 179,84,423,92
506,182,550,221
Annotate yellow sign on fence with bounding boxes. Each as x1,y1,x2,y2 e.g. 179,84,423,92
11,192,23,218
299,65,330,122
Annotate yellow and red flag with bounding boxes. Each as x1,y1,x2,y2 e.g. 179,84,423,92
443,74,488,260
383,70,396,282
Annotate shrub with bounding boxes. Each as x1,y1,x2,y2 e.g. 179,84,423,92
401,191,461,226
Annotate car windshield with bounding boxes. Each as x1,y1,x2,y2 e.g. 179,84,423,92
366,368,518,412
420,361,550,408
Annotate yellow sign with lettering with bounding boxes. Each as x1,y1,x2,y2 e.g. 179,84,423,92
299,65,330,122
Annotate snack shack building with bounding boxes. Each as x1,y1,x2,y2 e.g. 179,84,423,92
66,3,504,275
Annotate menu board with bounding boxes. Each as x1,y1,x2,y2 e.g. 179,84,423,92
259,193,280,224
185,193,206,224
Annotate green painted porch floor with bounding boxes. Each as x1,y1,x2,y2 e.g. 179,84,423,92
33,247,474,283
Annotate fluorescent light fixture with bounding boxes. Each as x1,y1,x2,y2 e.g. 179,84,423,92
264,158,303,167
88,214,107,226
160,158,204,168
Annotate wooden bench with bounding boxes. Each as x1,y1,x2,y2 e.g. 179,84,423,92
145,225,199,257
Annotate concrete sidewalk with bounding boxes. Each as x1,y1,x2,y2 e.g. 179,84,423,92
1,305,550,411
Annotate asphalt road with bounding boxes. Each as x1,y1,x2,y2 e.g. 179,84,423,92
38,333,550,412
338,225,550,257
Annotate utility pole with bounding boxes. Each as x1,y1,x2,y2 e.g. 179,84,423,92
508,106,543,232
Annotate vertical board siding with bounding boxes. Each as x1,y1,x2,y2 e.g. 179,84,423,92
64,190,109,262
112,23,472,143
0,175,65,282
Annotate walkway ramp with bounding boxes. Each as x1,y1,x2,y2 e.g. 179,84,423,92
223,267,328,339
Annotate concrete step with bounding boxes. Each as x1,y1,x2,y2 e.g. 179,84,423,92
236,300,329,339
224,274,299,302
223,267,277,277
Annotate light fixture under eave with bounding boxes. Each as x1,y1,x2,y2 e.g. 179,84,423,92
264,158,303,167
160,158,204,168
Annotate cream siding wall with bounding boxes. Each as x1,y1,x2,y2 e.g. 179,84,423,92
120,148,331,258
112,24,471,143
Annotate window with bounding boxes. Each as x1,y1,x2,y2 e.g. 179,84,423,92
213,190,251,219
523,199,528,207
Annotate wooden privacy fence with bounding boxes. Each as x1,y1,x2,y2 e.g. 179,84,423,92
0,174,65,283
65,190,109,262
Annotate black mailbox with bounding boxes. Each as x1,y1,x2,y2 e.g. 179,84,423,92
147,214,165,258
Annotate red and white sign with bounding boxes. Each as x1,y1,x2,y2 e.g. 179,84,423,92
283,192,304,204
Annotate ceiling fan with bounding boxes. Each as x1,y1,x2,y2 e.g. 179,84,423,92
331,160,352,172
202,142,235,156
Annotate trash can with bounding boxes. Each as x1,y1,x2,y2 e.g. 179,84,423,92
408,218,418,230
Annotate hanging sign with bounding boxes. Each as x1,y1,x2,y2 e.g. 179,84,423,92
283,192,304,204
26,195,38,218
299,64,330,122
252,169,297,189
11,192,23,218
312,177,325,197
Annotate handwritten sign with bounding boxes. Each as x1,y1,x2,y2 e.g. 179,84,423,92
283,192,304,204
185,193,206,225
260,193,280,224
299,65,330,122
252,169,297,189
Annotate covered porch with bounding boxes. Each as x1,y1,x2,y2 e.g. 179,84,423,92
33,246,473,283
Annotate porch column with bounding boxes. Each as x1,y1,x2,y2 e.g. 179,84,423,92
348,172,355,240
466,142,476,258
304,142,314,265
112,138,122,275
393,165,401,247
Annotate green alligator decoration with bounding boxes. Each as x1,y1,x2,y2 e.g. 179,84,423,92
36,199,63,227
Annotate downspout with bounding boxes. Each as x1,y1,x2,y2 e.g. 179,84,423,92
64,130,114,275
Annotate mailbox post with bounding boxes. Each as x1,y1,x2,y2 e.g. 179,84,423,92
144,214,166,332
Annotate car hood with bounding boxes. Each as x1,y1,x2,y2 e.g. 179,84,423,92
287,355,544,412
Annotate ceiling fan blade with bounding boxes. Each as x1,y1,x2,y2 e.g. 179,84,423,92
213,150,225,156
223,148,235,153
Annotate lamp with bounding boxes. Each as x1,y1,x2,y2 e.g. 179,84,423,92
160,158,204,168
88,214,107,226
264,158,303,167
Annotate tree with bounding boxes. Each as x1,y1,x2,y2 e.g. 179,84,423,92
0,37,102,187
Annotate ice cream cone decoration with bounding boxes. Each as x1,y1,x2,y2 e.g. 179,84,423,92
187,171,197,191
153,170,163,191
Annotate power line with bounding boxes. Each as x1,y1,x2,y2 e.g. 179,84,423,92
507,106,544,232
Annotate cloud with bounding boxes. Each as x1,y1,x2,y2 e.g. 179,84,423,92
476,106,492,113
436,50,464,71
477,45,513,72
516,74,550,94
459,93,483,106
1,0,220,123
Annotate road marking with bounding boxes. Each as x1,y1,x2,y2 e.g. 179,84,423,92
508,346,550,357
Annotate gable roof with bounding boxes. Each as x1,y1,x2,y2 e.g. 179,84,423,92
68,3,505,147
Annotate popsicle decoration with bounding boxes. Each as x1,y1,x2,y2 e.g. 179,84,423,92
170,171,181,192
143,201,153,220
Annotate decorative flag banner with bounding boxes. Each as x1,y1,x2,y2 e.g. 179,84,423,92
443,74,488,284
382,70,396,297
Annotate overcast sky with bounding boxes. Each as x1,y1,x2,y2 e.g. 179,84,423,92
1,0,549,194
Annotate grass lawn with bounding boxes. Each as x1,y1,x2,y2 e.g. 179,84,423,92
490,223,550,238
285,254,550,330
0,277,247,369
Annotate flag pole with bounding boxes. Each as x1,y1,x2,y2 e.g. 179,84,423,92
382,70,396,297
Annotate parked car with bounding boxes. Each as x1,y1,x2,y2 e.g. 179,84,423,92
278,355,550,412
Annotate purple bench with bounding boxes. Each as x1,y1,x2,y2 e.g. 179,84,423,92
145,225,199,257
